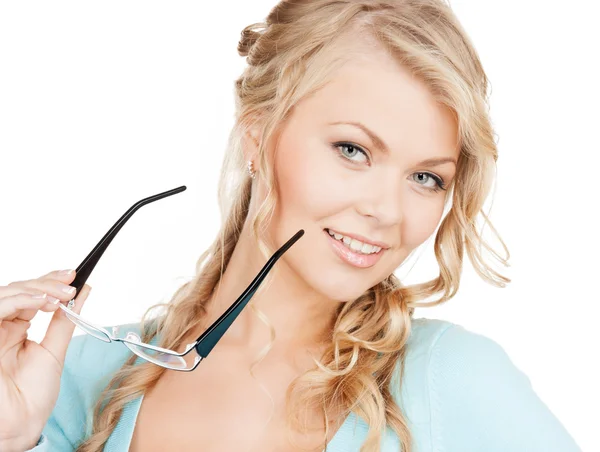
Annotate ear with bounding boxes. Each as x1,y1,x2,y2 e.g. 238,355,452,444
242,123,261,163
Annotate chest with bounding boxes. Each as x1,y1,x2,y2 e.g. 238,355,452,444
128,350,340,452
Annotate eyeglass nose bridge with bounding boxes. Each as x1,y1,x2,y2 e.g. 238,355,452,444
185,342,196,352
116,331,197,355
120,336,203,371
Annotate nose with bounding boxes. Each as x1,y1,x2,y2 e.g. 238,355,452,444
355,174,404,226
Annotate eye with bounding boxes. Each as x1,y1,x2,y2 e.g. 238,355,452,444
411,172,447,193
332,142,370,164
331,141,448,193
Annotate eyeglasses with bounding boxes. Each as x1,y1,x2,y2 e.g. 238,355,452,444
58,185,304,371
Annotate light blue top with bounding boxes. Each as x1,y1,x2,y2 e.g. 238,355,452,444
27,318,581,451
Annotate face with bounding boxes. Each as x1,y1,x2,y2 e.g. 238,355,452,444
249,42,460,303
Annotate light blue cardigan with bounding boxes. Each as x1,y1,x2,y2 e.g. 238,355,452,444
27,318,581,451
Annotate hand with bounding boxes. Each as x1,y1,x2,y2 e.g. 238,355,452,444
0,269,92,451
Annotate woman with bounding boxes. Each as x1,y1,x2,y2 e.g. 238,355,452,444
0,0,581,451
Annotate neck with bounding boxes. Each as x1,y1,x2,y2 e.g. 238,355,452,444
201,224,341,354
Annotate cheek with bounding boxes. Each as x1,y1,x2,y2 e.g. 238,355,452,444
274,137,347,219
402,197,446,248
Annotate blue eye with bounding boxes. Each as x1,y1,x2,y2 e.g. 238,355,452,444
332,142,370,164
412,172,447,193
331,141,448,193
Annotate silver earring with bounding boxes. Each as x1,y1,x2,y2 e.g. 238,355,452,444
247,160,256,179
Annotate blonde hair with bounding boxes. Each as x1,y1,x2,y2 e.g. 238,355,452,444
76,1,509,451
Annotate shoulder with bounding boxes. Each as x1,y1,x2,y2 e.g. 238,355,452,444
392,317,581,451
397,316,529,421
403,316,522,385
396,316,523,392
400,317,537,410
402,317,531,408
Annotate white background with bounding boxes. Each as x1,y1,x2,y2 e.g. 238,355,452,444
0,1,597,450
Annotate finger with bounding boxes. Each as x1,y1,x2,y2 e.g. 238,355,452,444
13,297,62,322
6,269,76,289
3,270,77,300
0,293,60,321
0,285,62,322
6,279,78,307
38,269,77,284
41,284,92,365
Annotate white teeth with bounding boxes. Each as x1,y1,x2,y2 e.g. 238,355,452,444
350,239,362,251
326,229,382,255
361,243,374,254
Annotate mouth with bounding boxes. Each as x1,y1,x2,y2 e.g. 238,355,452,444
323,228,386,269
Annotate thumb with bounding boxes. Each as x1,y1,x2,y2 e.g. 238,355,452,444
40,284,93,366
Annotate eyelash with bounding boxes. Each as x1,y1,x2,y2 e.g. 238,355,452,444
331,141,448,193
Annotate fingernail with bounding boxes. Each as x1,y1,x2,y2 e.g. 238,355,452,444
62,286,76,294
32,293,47,299
47,295,60,304
59,269,74,276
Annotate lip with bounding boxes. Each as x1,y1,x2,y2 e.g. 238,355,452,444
324,229,385,268
325,228,390,250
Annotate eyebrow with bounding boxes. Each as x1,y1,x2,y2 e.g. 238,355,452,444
328,121,457,167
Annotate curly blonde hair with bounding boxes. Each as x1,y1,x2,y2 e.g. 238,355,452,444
76,1,509,451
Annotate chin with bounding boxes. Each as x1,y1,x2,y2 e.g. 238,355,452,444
310,272,375,303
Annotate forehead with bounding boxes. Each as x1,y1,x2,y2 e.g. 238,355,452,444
291,43,459,161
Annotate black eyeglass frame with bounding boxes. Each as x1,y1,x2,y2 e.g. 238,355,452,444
59,185,304,371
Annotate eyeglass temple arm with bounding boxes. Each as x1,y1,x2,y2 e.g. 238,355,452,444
194,229,304,359
70,186,187,297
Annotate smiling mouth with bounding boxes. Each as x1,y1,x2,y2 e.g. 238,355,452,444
324,228,383,255
323,228,386,269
